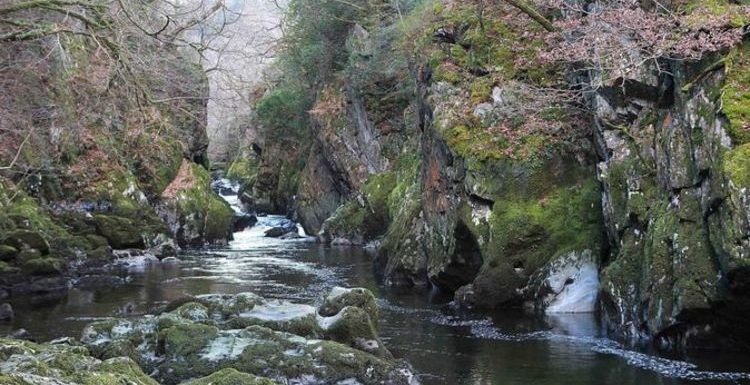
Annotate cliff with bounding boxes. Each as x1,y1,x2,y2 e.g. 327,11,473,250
240,0,750,351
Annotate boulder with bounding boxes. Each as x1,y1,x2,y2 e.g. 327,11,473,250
182,368,277,385
81,288,418,385
0,338,158,385
234,213,258,232
0,245,18,261
0,303,13,321
3,230,49,253
319,287,379,329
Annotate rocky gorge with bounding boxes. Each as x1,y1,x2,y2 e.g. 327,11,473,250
3,0,750,384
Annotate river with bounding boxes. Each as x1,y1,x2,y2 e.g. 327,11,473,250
2,213,750,384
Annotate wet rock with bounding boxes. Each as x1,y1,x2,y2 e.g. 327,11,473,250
181,368,277,385
319,287,379,329
0,245,18,261
6,328,32,340
81,288,418,385
3,230,50,254
232,301,319,337
13,276,72,295
453,284,475,309
0,338,158,385
94,214,146,249
76,274,127,290
531,250,599,314
234,213,258,232
318,306,391,358
279,231,302,240
0,303,13,320
264,225,295,238
21,257,65,275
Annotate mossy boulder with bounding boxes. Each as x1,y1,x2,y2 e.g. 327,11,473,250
158,160,233,247
181,368,278,385
318,287,379,329
0,245,18,261
0,338,157,385
3,230,50,254
94,214,146,249
21,257,65,275
81,289,416,385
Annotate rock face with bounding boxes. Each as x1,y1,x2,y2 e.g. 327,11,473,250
0,12,233,297
81,287,417,385
592,54,750,348
243,1,750,351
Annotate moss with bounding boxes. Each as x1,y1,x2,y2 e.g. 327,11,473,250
469,77,494,104
162,323,219,358
93,214,145,249
723,143,750,187
182,368,278,385
471,177,602,306
169,162,234,246
722,44,750,145
0,261,20,274
227,156,259,189
21,257,65,275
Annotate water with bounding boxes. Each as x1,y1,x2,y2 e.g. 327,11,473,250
2,214,750,384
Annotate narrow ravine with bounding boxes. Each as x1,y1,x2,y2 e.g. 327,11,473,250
2,185,749,385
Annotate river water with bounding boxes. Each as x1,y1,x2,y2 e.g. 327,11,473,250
2,214,750,385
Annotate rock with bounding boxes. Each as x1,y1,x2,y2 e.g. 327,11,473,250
76,274,127,290
6,328,32,340
318,287,379,329
263,221,297,238
81,288,418,385
233,301,320,337
94,214,146,249
331,237,354,246
0,338,158,385
534,250,599,314
279,231,302,240
149,234,179,259
0,245,18,261
318,306,391,358
3,230,49,253
181,368,277,385
13,276,72,295
234,213,258,232
85,234,110,249
0,303,13,320
21,257,65,275
453,284,475,309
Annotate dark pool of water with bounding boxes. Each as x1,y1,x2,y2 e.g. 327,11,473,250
2,221,750,385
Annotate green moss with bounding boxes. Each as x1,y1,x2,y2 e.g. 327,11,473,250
162,323,219,357
182,368,278,385
469,77,494,104
22,257,65,275
171,163,234,245
723,143,750,187
227,156,259,189
722,44,750,144
483,177,602,274
0,261,20,274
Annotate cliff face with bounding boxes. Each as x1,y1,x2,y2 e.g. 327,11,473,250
244,0,750,350
594,54,750,349
0,12,232,297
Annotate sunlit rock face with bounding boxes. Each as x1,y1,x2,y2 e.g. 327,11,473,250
80,287,418,385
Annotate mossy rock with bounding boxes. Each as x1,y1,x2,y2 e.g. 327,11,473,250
3,230,49,253
181,368,278,385
0,245,18,261
724,143,750,188
0,338,157,385
94,214,145,249
722,44,750,144
0,261,20,274
318,287,379,329
22,257,65,275
85,234,110,249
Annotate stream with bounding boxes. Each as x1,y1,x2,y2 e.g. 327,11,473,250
2,183,750,385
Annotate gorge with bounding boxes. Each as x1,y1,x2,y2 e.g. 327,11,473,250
2,0,750,384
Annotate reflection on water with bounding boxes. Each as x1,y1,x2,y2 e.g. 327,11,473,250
2,221,750,385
